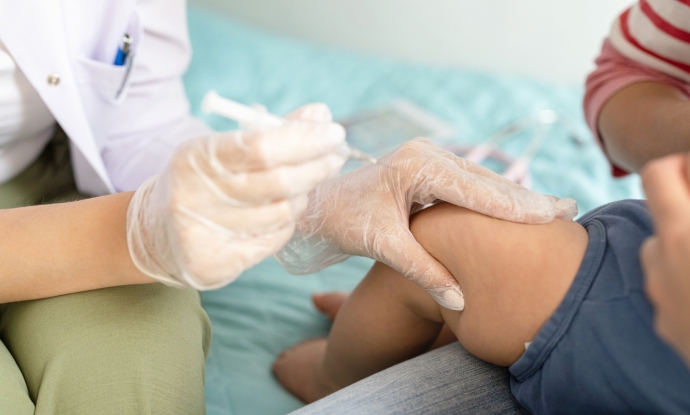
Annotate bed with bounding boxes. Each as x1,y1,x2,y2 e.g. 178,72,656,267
182,6,643,414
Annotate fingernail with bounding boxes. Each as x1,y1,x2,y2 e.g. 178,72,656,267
427,287,465,311
555,198,578,221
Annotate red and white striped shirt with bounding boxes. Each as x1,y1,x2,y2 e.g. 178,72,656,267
609,0,690,83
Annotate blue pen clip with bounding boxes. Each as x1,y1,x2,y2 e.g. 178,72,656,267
114,34,132,66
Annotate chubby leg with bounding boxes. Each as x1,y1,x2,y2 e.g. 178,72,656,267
313,293,459,351
274,203,588,403
274,262,445,402
412,203,588,365
0,284,211,415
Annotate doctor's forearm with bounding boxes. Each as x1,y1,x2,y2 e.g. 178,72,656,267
0,192,154,304
599,82,690,173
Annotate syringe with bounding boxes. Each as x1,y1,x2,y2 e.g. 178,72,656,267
202,90,377,165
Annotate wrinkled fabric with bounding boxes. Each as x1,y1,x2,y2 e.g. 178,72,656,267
291,343,527,415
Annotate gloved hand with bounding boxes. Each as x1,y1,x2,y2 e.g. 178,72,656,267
276,138,577,310
126,104,346,290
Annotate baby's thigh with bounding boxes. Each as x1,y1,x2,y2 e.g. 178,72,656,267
410,203,588,366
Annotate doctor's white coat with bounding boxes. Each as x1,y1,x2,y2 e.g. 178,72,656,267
0,0,211,195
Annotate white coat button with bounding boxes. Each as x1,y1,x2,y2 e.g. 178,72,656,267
47,74,60,87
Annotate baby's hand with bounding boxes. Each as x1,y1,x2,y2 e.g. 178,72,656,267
641,152,690,365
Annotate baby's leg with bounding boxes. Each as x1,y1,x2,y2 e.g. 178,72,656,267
274,203,588,403
413,203,588,365
274,262,447,402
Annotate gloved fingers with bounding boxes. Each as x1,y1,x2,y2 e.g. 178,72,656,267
180,153,345,204
425,167,558,224
189,121,345,173
451,154,528,190
126,175,297,290
553,197,578,221
377,229,465,311
402,138,577,220
284,103,333,123
406,137,526,191
174,218,296,290
438,146,578,220
172,195,308,235
275,244,351,276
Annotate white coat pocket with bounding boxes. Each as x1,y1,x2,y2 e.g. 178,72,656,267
74,10,142,106
75,56,133,105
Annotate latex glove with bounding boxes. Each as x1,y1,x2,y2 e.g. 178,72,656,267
276,138,577,310
640,153,690,366
126,104,346,290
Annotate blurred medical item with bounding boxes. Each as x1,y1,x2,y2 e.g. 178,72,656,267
444,110,587,189
337,100,455,172
202,90,377,165
126,103,346,290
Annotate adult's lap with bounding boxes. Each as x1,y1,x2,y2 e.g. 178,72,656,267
291,342,527,415
0,284,211,415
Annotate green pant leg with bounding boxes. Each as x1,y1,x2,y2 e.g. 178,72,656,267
0,284,212,415
0,339,34,414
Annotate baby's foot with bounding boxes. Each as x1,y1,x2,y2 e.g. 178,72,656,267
273,339,338,403
312,292,349,321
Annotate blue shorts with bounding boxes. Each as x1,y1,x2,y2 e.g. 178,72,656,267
509,200,690,414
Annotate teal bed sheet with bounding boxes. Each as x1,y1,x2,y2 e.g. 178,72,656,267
183,6,643,415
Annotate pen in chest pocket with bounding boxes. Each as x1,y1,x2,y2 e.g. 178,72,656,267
114,34,132,66
114,33,134,99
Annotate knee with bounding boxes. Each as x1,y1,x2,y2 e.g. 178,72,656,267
1,284,211,414
10,284,211,357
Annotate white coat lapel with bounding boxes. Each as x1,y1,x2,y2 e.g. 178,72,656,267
0,0,115,194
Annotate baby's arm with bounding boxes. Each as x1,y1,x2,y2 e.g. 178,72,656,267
585,2,690,174
598,82,690,174
274,203,588,403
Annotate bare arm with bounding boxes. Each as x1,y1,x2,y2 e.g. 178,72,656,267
599,81,690,173
0,192,153,304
